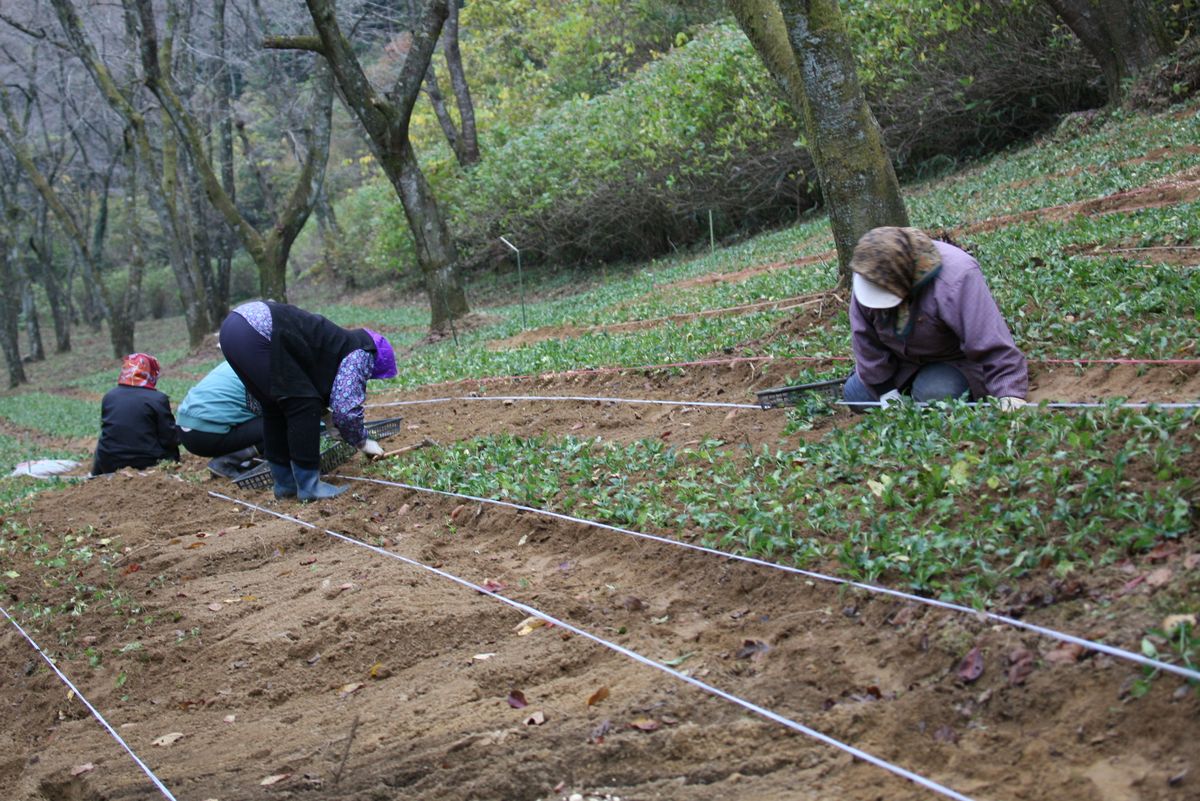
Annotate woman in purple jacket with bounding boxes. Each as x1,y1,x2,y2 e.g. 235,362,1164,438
843,227,1028,411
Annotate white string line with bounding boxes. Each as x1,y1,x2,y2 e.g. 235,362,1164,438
206,491,978,801
368,395,1200,413
0,605,178,801
368,395,761,410
838,401,1200,409
342,475,1200,683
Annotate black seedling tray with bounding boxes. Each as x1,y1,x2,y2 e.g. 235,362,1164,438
755,378,847,410
233,417,405,490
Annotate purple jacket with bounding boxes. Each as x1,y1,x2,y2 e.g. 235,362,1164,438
850,241,1028,399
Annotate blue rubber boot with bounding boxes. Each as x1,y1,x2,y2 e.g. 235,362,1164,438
293,463,346,501
268,461,298,499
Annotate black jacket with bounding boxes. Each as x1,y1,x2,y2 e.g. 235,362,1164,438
266,302,375,402
92,385,181,475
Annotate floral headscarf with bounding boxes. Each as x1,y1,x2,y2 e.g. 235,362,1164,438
849,227,943,337
118,353,161,389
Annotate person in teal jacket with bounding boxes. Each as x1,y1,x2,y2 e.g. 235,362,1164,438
177,362,263,461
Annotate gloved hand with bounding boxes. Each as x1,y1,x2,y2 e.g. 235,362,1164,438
878,389,903,409
999,397,1027,411
359,438,384,457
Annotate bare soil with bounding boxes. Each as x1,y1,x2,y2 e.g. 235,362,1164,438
3,360,1199,801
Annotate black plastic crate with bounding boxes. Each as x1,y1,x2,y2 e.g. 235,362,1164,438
233,417,405,490
755,378,847,410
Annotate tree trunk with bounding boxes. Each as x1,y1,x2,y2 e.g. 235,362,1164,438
442,0,479,165
0,240,27,388
730,0,908,282
284,0,471,331
21,277,45,362
423,65,464,164
30,225,71,353
1043,0,1173,104
213,0,235,322
396,141,469,326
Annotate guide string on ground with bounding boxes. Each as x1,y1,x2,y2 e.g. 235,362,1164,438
208,490,982,801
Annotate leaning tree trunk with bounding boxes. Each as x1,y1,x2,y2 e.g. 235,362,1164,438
273,0,471,332
395,141,469,326
442,0,479,165
1043,0,1173,104
730,0,908,282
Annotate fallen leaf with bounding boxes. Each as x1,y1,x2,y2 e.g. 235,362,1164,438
1007,648,1036,685
471,653,496,662
587,687,610,706
507,689,528,709
71,763,95,776
3,570,19,579
480,579,505,593
570,422,585,431
628,718,660,732
1146,567,1173,588
185,542,205,550
622,596,646,612
956,646,985,683
450,504,466,521
523,710,546,725
515,616,548,636
1146,542,1181,562
121,564,141,575
152,732,184,747
207,603,223,612
662,652,694,667
369,663,392,680
1045,643,1087,664
1185,554,1200,571
337,682,363,698
260,774,290,786
1118,574,1147,595
300,558,317,566
223,714,236,724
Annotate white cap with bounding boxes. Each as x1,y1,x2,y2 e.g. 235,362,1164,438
852,273,903,309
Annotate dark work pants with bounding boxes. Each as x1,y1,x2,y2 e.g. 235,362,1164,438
179,419,264,458
220,313,323,470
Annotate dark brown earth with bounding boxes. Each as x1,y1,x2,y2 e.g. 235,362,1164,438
2,359,1199,801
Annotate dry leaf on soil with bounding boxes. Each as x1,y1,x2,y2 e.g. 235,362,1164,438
507,689,529,709
337,682,364,698
523,710,546,726
587,686,610,706
71,763,95,776
260,774,290,786
956,646,985,683
152,732,184,747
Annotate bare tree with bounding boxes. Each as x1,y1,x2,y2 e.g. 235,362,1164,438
729,0,908,280
47,0,213,347
267,0,469,331
131,0,335,302
1043,0,1174,104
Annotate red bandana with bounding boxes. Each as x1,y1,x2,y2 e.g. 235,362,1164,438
118,353,161,389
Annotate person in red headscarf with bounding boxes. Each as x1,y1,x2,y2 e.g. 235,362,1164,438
91,353,181,475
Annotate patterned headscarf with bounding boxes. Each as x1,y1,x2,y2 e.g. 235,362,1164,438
849,227,943,337
117,353,161,389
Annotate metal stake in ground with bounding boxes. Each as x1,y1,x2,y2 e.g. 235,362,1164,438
499,236,527,329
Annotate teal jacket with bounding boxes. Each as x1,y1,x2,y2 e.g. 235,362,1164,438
176,362,257,434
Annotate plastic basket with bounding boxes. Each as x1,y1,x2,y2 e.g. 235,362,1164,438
233,417,405,490
755,378,847,410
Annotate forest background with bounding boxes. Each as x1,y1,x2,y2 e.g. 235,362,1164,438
0,0,1197,381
